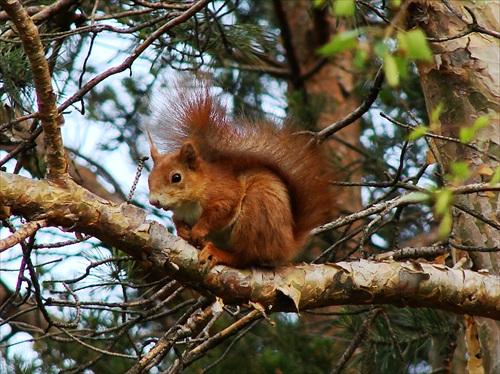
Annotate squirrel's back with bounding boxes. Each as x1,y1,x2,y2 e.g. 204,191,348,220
148,78,336,254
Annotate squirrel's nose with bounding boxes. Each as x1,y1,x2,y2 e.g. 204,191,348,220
149,196,160,207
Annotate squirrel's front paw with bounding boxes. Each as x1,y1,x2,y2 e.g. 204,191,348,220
199,243,220,267
175,223,192,241
190,227,208,247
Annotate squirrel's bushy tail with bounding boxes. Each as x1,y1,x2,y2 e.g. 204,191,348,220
148,77,336,243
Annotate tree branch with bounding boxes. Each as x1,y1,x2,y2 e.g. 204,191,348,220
0,219,48,253
1,172,499,320
0,0,67,178
307,66,385,142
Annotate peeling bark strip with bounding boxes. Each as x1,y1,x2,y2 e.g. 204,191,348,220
1,171,499,320
0,0,67,178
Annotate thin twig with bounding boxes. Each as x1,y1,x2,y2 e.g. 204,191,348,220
330,308,383,374
57,0,211,114
0,219,49,253
371,246,449,261
380,112,500,162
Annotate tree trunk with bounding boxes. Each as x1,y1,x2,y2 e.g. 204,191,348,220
410,1,500,372
278,0,363,210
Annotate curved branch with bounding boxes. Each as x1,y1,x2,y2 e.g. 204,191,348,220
315,66,385,142
1,172,499,320
0,0,67,178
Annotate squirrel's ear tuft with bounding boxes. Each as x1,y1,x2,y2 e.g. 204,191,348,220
180,142,199,170
147,129,160,162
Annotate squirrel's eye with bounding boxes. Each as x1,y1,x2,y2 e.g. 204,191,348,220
171,173,182,183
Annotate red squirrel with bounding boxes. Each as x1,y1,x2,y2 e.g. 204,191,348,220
147,79,335,268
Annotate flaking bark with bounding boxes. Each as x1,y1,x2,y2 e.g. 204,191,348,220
1,171,498,320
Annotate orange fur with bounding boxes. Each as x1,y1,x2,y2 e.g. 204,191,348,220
148,79,335,267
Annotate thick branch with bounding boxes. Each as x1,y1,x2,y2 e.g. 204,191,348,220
1,172,499,320
0,0,67,178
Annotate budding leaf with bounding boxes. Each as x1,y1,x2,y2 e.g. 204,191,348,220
384,54,399,87
459,127,476,143
318,30,359,56
473,115,491,130
460,115,491,143
405,29,433,61
435,189,454,216
430,102,443,123
398,192,431,204
490,166,500,185
429,102,444,132
449,161,470,183
438,211,453,238
334,0,355,17
409,126,429,140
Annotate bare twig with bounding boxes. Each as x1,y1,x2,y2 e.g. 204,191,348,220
449,238,500,253
330,308,383,374
127,156,149,203
57,0,211,113
380,112,500,163
172,309,263,372
371,246,449,261
125,298,212,374
440,1,500,40
312,193,414,235
0,219,48,253
202,318,262,373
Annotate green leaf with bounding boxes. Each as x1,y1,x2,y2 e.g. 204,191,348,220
459,115,491,143
490,165,500,185
334,0,355,17
317,30,359,56
384,54,399,87
459,127,476,143
472,115,491,130
390,0,402,6
408,126,429,140
429,102,444,131
438,211,453,238
405,29,433,61
395,55,408,79
374,41,390,58
435,189,454,216
353,46,369,69
398,192,431,204
449,161,470,182
396,31,409,53
314,0,326,7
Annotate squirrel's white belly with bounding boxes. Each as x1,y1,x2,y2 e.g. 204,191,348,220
175,200,202,227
